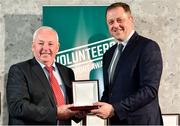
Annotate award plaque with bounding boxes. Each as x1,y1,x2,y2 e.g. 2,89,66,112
70,80,99,111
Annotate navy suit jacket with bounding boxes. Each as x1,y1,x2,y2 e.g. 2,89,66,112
6,58,75,125
101,32,163,125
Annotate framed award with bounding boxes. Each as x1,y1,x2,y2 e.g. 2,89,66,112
70,80,99,111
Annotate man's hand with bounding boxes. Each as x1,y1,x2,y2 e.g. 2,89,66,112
90,102,114,119
57,104,78,120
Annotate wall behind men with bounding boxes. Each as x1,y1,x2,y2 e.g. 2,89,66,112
0,0,180,125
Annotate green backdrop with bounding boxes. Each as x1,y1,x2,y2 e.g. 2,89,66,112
43,5,116,98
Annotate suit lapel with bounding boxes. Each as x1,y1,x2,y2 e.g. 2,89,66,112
112,32,139,86
31,58,56,106
103,44,117,90
104,44,117,72
55,63,71,88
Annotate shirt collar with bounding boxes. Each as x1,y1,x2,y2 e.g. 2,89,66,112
116,30,135,47
36,59,56,70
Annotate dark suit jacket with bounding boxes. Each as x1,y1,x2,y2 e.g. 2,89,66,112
6,58,75,125
101,32,163,125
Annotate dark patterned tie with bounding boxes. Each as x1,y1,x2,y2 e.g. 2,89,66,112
108,44,124,84
46,66,65,106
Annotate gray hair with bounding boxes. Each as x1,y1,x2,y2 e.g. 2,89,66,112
32,26,59,42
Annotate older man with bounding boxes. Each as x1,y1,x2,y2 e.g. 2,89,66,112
6,26,80,125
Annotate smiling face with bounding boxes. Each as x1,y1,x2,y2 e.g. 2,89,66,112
106,6,134,41
32,28,59,66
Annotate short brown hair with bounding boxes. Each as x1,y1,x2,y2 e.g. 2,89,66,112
106,2,131,15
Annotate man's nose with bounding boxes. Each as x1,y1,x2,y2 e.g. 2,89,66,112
43,43,50,50
113,21,119,27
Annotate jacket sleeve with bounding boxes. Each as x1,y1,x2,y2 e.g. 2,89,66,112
6,64,57,124
112,41,163,120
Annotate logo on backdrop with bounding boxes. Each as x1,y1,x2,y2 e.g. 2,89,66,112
43,6,111,97
56,37,116,71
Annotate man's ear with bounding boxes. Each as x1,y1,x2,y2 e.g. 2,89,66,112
129,15,134,22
